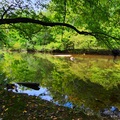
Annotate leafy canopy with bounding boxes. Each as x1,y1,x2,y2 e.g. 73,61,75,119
0,0,120,49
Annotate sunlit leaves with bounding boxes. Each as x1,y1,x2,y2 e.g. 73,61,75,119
48,0,120,48
0,0,119,50
0,29,7,47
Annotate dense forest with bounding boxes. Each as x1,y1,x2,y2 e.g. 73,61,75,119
0,0,120,52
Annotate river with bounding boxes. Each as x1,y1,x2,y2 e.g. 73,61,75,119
0,52,120,118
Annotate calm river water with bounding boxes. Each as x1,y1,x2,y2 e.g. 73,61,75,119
0,52,120,118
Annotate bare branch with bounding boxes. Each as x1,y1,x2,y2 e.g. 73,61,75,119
1,5,14,19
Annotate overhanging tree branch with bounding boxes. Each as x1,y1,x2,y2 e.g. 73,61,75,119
0,17,120,41
0,18,93,35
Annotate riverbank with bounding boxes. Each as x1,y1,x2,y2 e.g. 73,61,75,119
2,48,116,56
0,87,102,120
52,49,113,55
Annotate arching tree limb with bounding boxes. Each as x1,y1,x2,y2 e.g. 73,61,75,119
0,17,120,41
0,18,93,35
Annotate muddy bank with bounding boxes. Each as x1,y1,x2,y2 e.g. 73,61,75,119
8,48,120,56
52,49,114,55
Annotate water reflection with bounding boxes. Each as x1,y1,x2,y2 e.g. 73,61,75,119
100,106,120,119
0,52,120,119
12,84,120,119
18,85,53,101
11,84,74,108
10,84,95,116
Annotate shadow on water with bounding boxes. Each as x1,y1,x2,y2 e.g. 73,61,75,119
1,52,120,119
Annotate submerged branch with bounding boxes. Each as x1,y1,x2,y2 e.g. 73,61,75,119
0,17,119,41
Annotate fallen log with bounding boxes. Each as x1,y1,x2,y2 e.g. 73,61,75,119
17,82,40,90
6,82,40,91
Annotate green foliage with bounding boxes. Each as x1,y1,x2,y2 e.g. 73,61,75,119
0,0,120,50
5,29,26,50
48,0,120,49
0,27,7,48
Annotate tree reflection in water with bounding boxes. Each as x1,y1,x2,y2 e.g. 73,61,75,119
0,52,120,119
